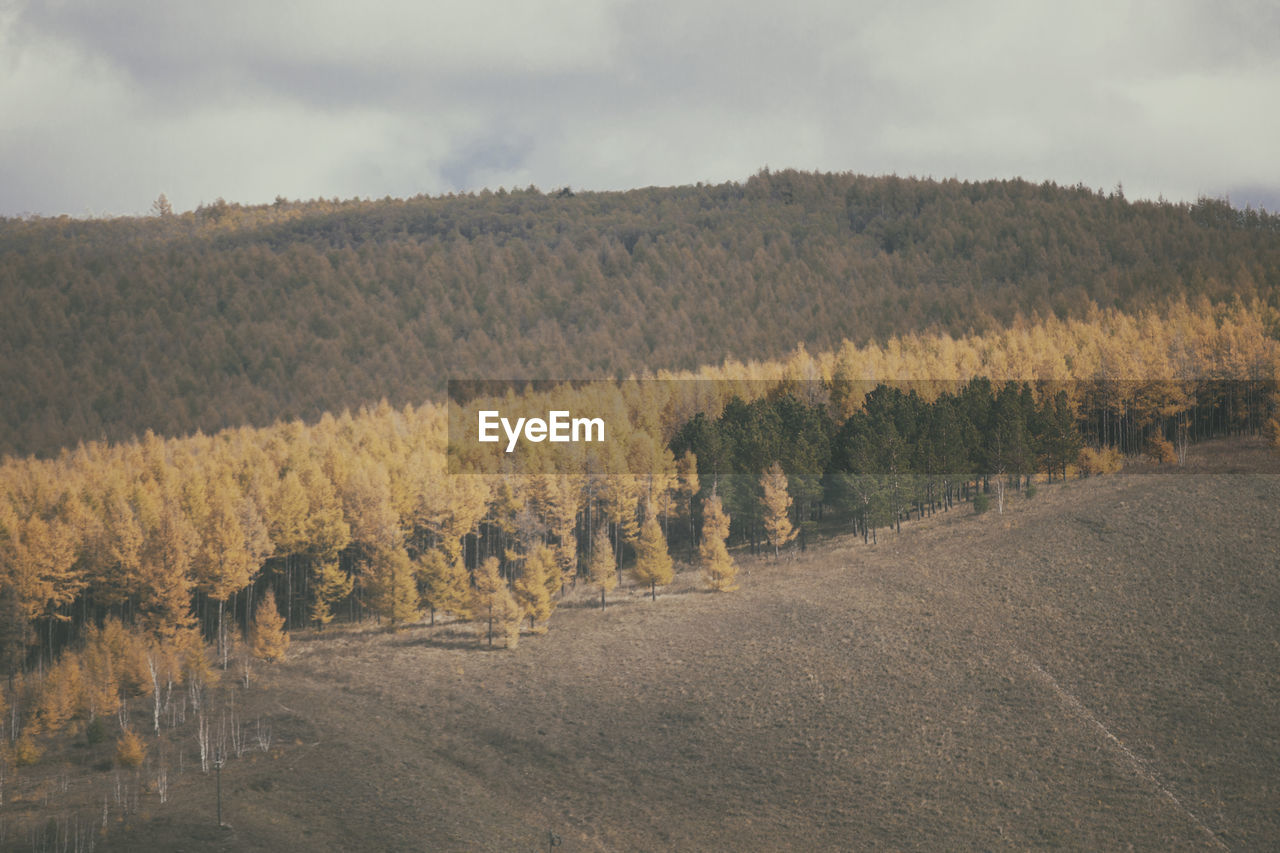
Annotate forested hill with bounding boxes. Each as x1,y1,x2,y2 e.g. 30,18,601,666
3,170,1279,457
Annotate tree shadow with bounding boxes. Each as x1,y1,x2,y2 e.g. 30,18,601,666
387,624,510,651
555,595,640,612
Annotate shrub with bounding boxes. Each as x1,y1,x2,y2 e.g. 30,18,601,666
1024,483,1038,500
14,732,42,766
972,492,990,515
116,728,146,768
85,716,107,745
1145,435,1177,464
1078,446,1124,476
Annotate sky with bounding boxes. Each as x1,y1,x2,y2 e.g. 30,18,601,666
3,0,1279,218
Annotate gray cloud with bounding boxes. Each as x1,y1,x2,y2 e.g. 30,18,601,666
2,0,1277,217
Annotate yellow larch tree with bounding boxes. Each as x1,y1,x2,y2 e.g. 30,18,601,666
196,472,271,663
587,524,617,609
34,653,82,735
542,474,582,594
311,559,354,628
135,480,199,639
415,549,473,624
760,461,796,559
86,482,145,611
473,556,520,649
700,493,737,592
364,547,419,628
631,509,673,601
251,588,289,661
514,544,556,633
676,450,700,562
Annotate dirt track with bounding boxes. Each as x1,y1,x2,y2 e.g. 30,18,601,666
99,439,1280,851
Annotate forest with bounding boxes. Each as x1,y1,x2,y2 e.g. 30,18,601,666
3,170,1280,458
1,297,1277,780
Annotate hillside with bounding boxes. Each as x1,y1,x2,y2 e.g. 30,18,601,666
7,438,1265,850
3,171,1279,457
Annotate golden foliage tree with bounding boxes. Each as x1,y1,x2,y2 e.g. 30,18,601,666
116,727,147,768
473,556,520,649
631,511,673,601
587,524,617,609
760,462,796,558
14,730,42,767
514,545,555,633
415,549,473,624
364,547,419,628
251,589,289,661
196,473,271,661
136,484,199,639
80,625,122,722
311,559,353,628
677,450,700,562
699,494,737,592
34,654,82,734
11,513,81,623
543,475,582,593
89,483,145,610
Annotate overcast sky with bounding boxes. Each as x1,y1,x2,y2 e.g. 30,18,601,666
3,0,1278,218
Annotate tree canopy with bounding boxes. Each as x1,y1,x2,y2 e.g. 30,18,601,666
4,171,1279,458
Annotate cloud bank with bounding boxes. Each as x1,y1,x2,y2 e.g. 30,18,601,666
3,0,1278,216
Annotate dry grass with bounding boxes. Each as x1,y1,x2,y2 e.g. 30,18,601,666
11,438,1279,851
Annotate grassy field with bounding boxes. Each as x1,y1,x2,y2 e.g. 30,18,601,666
12,439,1279,851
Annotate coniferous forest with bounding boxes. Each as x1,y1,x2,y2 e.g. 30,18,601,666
1,171,1279,848
2,170,1279,458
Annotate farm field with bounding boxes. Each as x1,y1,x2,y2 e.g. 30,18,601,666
75,439,1280,851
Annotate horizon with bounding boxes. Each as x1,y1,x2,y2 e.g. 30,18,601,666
4,169,1278,223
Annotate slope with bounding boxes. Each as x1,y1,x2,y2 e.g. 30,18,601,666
91,438,1280,850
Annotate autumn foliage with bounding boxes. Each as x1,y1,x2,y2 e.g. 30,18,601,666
251,589,289,661
0,294,1272,783
115,728,147,769
700,495,737,592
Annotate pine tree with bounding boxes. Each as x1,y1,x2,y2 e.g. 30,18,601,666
87,483,144,610
473,557,520,648
700,494,737,592
587,524,617,609
760,461,796,558
341,456,400,554
0,582,33,680
514,545,555,633
11,514,80,622
414,469,489,578
631,511,674,601
251,589,289,661
311,559,353,627
34,654,82,734
415,549,473,624
364,547,419,627
197,474,270,662
542,474,582,593
677,450,700,562
81,623,122,722
268,470,310,558
136,484,199,639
